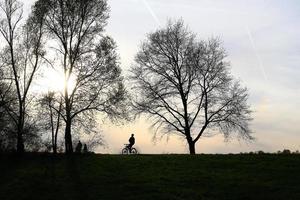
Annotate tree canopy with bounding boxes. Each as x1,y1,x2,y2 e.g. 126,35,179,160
32,0,128,153
130,20,252,154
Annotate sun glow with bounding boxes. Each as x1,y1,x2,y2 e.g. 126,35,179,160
39,69,76,94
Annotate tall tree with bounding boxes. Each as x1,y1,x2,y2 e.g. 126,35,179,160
0,0,45,153
33,0,127,153
130,20,252,154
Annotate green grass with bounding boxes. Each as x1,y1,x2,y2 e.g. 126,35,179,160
0,154,299,200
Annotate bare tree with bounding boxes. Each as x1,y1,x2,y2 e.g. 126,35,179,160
130,20,252,154
0,0,46,153
39,91,62,154
33,0,128,153
0,80,16,151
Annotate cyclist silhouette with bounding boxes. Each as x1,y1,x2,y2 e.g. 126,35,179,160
128,134,135,153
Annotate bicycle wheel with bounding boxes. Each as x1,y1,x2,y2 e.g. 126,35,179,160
122,148,128,154
131,148,138,154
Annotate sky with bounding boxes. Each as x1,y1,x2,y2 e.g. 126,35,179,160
16,0,300,153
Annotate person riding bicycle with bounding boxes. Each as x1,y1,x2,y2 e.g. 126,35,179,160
128,134,135,153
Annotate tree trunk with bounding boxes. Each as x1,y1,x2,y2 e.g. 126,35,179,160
186,136,196,155
54,101,62,154
16,113,24,154
53,143,57,154
16,132,24,154
54,124,59,154
187,139,196,155
53,129,58,154
53,126,57,154
16,124,24,154
65,119,73,154
185,127,196,155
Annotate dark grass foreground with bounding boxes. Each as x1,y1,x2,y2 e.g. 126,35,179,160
0,154,299,200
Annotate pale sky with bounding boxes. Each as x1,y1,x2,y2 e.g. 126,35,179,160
15,0,300,153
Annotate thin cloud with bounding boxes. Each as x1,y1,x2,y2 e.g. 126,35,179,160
142,0,161,26
245,25,269,83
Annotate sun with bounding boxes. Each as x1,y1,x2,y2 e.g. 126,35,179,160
39,69,76,94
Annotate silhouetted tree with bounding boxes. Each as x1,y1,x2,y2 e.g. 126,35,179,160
32,0,128,153
130,20,252,154
282,149,291,154
0,80,16,151
79,130,105,152
39,91,62,154
0,0,46,153
257,150,265,155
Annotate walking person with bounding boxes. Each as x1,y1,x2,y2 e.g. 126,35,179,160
75,140,82,153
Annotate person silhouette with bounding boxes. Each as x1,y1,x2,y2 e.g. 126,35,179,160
75,140,82,153
128,134,135,153
83,144,88,153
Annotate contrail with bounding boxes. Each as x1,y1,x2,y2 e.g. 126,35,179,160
142,0,161,26
245,25,268,82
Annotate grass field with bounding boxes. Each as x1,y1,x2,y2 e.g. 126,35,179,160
0,154,299,200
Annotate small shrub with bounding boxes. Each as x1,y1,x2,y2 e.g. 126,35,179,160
257,150,265,155
282,149,291,154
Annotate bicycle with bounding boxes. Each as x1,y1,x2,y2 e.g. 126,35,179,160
122,144,138,154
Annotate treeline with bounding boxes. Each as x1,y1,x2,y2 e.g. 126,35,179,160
243,149,300,155
0,0,126,154
0,0,252,155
